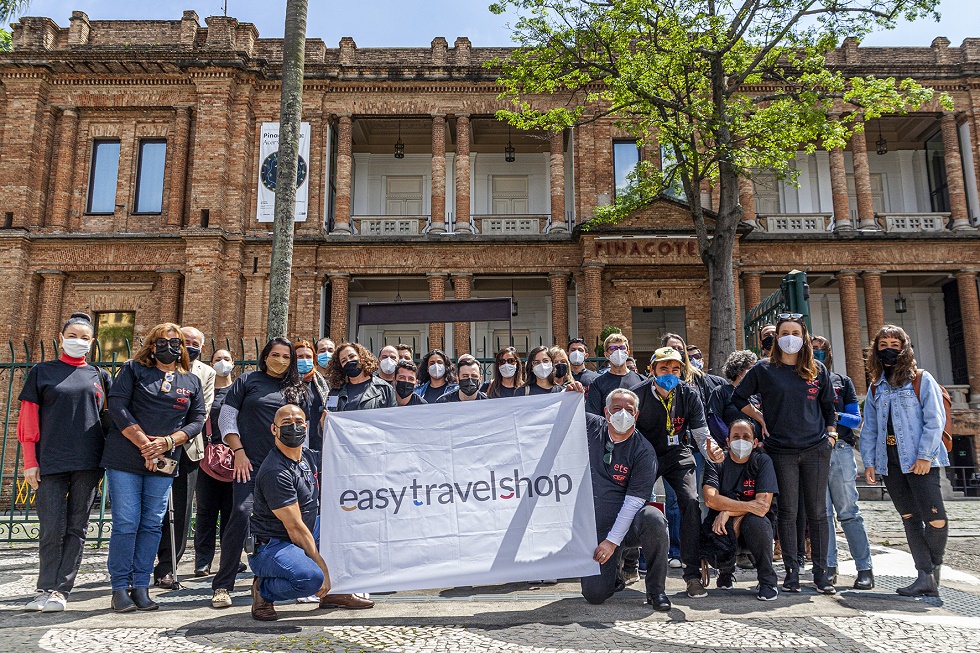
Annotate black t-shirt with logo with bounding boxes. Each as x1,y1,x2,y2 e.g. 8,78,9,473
585,370,643,415
251,447,321,542
19,360,111,474
702,452,778,519
224,370,314,467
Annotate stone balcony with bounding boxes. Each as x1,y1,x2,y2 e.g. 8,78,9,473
349,214,559,237
754,212,966,234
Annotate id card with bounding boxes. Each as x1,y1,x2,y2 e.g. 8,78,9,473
668,433,681,446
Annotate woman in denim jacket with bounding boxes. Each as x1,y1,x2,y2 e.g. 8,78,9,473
861,324,949,597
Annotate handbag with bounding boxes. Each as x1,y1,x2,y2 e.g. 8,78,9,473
200,418,234,482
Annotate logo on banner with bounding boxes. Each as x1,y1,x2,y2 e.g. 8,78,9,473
260,151,309,192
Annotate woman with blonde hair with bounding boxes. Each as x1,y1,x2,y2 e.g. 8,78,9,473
548,346,573,388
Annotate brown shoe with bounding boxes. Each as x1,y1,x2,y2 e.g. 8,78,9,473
250,577,277,621
319,593,375,609
773,541,782,561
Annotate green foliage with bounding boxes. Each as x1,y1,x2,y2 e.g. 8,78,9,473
595,325,623,356
0,29,10,52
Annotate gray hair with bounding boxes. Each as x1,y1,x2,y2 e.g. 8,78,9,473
606,387,639,411
723,349,758,382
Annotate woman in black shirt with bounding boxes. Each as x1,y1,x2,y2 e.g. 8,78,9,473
733,315,837,594
102,323,206,612
523,346,563,395
324,342,396,411
484,346,525,398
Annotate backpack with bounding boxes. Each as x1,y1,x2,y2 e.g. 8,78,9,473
870,370,952,453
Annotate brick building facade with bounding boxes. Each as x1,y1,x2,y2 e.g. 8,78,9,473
2,11,980,482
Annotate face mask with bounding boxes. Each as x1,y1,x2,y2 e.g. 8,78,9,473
498,363,517,378
608,409,635,434
761,334,775,351
878,347,901,367
62,337,92,359
777,334,804,355
533,362,553,379
459,379,480,396
554,363,569,379
186,346,201,362
296,359,314,375
608,349,629,367
317,352,332,367
379,358,398,375
399,357,412,365
428,363,446,380
813,349,826,362
277,423,307,448
569,350,586,366
155,342,180,364
265,356,289,376
655,373,680,392
212,360,233,377
690,358,704,370
395,381,416,399
343,360,363,378
730,438,753,460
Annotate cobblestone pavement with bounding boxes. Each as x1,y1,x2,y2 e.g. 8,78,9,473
1,500,979,653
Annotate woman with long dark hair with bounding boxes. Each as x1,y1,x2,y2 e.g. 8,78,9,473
733,315,838,595
861,324,948,597
323,342,395,411
414,349,457,404
484,346,525,398
523,346,563,395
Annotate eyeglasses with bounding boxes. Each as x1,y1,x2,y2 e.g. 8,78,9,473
606,345,628,352
688,353,702,361
499,358,517,365
156,337,182,349
603,439,615,465
777,313,804,320
161,370,175,394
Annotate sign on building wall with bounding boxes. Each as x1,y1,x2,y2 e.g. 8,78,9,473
256,122,311,222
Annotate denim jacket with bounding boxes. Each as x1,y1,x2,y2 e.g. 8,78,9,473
859,369,949,476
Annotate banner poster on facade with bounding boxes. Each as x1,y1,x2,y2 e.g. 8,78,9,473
320,392,599,593
256,121,310,222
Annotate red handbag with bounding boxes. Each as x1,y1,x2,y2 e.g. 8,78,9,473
200,419,234,482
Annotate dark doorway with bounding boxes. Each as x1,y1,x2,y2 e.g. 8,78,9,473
942,280,968,385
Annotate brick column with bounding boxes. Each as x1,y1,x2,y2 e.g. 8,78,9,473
451,273,473,355
156,270,184,326
851,119,876,229
549,131,568,233
955,270,980,402
942,112,972,230
333,116,353,234
829,138,852,230
168,106,191,227
49,108,78,230
454,116,471,233
550,272,570,347
292,270,319,341
738,176,756,226
35,270,66,354
328,273,350,342
427,272,447,350
582,263,604,354
430,115,447,234
243,272,268,342
837,271,867,395
862,271,885,341
742,271,762,314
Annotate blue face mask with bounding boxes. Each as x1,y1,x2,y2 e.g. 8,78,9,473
297,359,314,374
655,373,680,392
317,352,332,367
814,350,826,362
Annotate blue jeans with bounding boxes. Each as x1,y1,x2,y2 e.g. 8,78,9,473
249,519,323,603
664,483,681,559
106,469,173,591
826,442,873,571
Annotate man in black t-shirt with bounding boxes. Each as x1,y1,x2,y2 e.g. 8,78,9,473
585,334,643,415
436,356,488,402
568,338,599,391
702,419,779,601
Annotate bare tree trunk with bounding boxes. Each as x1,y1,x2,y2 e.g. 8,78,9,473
705,161,741,374
266,0,308,340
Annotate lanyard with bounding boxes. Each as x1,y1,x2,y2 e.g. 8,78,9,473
656,390,674,434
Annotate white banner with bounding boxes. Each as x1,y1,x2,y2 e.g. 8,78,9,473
256,122,310,222
320,392,599,594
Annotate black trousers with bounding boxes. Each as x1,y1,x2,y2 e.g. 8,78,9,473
212,476,255,591
882,444,948,573
35,469,102,594
581,505,669,604
656,446,701,581
155,448,198,580
769,438,832,574
193,469,234,572
717,514,778,588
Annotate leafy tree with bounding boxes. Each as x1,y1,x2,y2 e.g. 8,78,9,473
0,1,31,52
490,0,948,370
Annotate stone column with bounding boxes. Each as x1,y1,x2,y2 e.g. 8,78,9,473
851,119,876,229
50,108,78,230
168,106,191,227
837,271,867,395
427,272,447,350
550,272,570,347
742,271,762,314
549,131,568,233
738,177,756,227
582,263,605,354
942,112,972,230
862,271,885,341
328,273,350,342
829,136,852,230
454,116,471,233
430,115,447,234
35,270,66,354
333,116,353,234
451,273,473,355
955,270,980,402
156,270,184,325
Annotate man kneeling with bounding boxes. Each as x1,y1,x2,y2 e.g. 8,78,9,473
701,419,779,601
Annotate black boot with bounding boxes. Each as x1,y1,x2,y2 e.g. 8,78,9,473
896,570,939,597
111,590,136,613
932,565,941,587
813,568,837,594
853,569,875,590
782,568,801,593
129,587,159,611
826,566,838,585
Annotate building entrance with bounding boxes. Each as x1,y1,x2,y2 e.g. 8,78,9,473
631,306,687,365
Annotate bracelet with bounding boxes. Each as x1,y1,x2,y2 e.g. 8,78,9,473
232,447,244,454
166,436,175,450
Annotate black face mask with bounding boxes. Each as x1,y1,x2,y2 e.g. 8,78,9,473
459,378,480,396
761,335,775,352
554,363,569,379
395,381,416,399
155,343,180,364
342,360,363,378
186,346,201,362
278,423,307,448
878,347,901,367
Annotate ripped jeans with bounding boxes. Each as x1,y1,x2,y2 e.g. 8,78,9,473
882,444,948,573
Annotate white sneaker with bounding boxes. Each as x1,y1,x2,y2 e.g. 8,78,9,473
296,594,320,604
668,558,682,569
211,588,232,608
41,591,66,612
25,591,49,611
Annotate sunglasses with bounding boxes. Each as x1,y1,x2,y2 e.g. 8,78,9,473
687,353,702,361
777,313,804,320
606,345,628,352
603,439,615,465
161,370,175,394
156,337,182,349
499,358,518,365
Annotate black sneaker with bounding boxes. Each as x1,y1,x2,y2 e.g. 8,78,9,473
757,584,778,601
717,573,735,590
783,569,801,593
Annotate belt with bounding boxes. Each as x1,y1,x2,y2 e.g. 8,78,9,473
885,435,897,446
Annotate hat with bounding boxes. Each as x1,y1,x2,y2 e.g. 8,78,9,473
650,346,683,364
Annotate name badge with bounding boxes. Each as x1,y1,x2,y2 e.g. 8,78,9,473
668,433,680,446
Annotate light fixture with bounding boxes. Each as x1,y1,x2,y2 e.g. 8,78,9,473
876,120,888,155
505,126,516,163
394,121,405,159
895,278,907,314
511,279,518,316
394,279,402,302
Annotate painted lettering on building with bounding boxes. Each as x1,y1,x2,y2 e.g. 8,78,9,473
593,238,699,259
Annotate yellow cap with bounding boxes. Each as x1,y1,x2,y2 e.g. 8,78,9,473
651,346,683,364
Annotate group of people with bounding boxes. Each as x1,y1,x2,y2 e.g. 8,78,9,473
17,311,949,618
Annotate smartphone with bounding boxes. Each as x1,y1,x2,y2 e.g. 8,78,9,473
155,457,178,474
325,395,339,410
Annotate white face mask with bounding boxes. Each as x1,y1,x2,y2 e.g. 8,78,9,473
729,438,754,460
532,362,553,379
569,350,586,365
379,358,397,375
61,337,92,359
608,409,636,434
608,349,629,367
778,334,804,355
498,363,517,378
428,363,446,380
212,360,234,377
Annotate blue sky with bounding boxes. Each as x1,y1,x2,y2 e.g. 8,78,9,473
14,0,977,48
